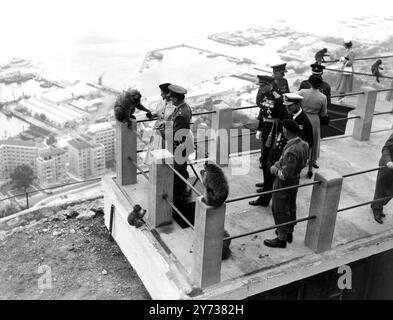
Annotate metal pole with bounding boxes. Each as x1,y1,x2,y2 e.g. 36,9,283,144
164,197,194,230
342,166,386,178
167,163,203,197
25,189,29,209
224,215,316,241
337,195,393,213
108,204,115,241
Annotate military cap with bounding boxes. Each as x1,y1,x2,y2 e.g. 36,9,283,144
168,84,187,95
310,63,325,74
159,83,172,94
343,40,353,47
256,75,274,85
271,63,288,73
283,93,304,106
282,119,300,134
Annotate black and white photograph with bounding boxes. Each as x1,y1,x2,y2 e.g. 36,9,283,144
1,0,393,305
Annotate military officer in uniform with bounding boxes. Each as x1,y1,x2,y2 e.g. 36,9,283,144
298,64,331,106
250,75,288,207
264,120,309,248
371,132,393,224
113,88,153,128
271,63,290,95
283,93,313,150
167,84,193,204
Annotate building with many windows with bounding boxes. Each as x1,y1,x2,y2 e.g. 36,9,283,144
67,138,105,180
85,122,115,164
36,147,67,186
0,138,38,179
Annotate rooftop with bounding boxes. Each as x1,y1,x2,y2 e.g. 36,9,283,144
86,122,114,134
0,138,37,148
68,138,92,150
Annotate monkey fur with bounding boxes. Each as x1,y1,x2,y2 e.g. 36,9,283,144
200,161,229,208
127,204,146,228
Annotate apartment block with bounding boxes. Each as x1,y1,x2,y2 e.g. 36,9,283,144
85,122,115,164
67,138,105,180
0,138,38,179
36,147,67,186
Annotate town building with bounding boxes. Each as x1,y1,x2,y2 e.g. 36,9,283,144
67,138,105,180
0,138,38,179
85,122,115,164
36,147,67,186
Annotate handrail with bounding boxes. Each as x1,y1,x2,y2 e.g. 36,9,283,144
325,67,393,80
337,195,393,213
331,91,364,98
223,215,316,241
225,180,321,203
329,115,360,123
164,196,194,230
324,54,393,63
232,105,259,111
167,163,203,197
128,157,149,181
342,166,386,178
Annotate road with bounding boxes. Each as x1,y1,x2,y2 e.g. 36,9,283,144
28,180,101,209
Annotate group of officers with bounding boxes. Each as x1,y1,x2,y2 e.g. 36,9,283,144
113,57,393,250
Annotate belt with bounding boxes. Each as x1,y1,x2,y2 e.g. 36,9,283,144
263,117,275,122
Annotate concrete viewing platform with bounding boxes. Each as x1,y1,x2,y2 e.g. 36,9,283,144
103,90,393,300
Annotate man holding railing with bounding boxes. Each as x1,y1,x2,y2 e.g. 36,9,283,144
264,120,309,248
371,133,393,224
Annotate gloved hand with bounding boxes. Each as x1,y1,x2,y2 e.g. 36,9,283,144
146,111,153,119
256,131,261,140
387,161,393,169
270,166,278,175
339,56,346,62
272,91,281,99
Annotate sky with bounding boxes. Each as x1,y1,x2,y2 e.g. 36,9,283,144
1,0,392,59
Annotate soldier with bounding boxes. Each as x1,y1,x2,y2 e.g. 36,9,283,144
315,48,329,64
298,63,331,106
371,132,393,224
250,75,288,207
264,120,309,248
371,59,384,83
271,63,290,95
283,93,313,150
113,88,153,128
167,84,193,204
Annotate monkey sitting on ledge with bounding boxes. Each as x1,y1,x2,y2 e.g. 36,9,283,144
113,89,153,128
127,204,146,228
200,161,231,260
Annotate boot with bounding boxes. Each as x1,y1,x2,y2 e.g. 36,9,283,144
264,237,286,248
249,199,269,207
255,182,264,188
307,170,313,179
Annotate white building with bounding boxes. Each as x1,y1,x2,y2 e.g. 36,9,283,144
36,147,67,186
0,138,38,179
85,122,115,164
67,138,105,180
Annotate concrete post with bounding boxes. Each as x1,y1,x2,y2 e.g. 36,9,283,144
352,88,377,141
305,169,343,253
210,103,232,166
147,149,174,228
196,129,207,160
115,120,137,185
192,196,226,289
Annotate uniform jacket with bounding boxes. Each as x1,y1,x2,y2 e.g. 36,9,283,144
272,136,309,183
256,89,287,132
274,78,290,95
298,80,331,106
293,110,314,149
168,102,192,144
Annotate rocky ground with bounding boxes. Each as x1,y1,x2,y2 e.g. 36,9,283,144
0,201,150,300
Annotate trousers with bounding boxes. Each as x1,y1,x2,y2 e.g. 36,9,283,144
272,177,299,240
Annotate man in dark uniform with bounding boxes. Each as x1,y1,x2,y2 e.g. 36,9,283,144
250,75,288,206
271,63,290,95
371,132,393,224
167,84,193,204
299,64,331,106
113,88,153,127
264,120,309,248
283,93,313,150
